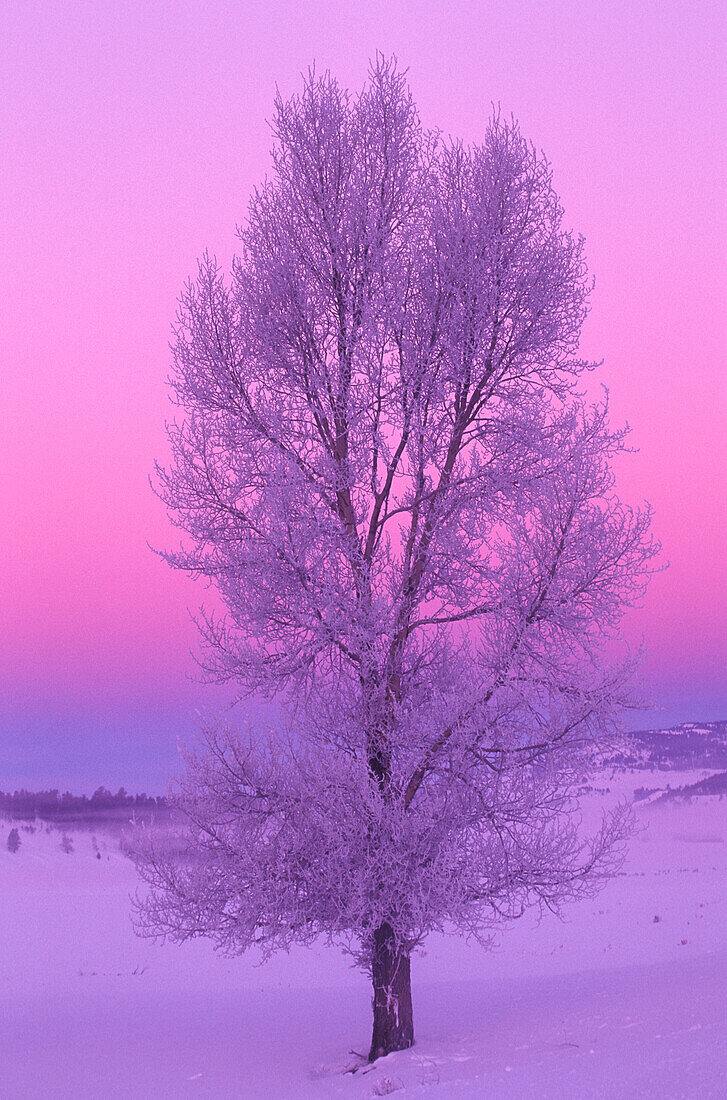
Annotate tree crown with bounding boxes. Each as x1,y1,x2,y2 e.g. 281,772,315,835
138,56,658,963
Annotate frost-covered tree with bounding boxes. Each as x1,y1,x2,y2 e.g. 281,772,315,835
132,57,657,1060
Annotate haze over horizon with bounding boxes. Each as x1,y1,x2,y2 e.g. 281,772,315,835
2,0,725,792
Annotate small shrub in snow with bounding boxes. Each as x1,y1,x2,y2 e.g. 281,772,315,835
60,833,74,854
7,827,20,853
371,1077,403,1096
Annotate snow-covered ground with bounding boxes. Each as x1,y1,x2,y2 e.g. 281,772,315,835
1,771,725,1099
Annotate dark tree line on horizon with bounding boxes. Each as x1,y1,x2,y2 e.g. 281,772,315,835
0,786,167,822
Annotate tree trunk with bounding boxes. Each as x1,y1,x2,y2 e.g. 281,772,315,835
368,921,414,1061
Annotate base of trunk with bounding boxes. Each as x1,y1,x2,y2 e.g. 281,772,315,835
368,922,414,1061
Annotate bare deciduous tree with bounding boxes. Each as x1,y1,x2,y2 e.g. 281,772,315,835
131,57,657,1061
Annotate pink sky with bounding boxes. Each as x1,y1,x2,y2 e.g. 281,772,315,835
2,0,725,790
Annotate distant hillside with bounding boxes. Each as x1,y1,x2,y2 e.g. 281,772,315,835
610,720,727,771
654,769,727,802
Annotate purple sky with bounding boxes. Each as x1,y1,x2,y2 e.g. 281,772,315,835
2,1,725,791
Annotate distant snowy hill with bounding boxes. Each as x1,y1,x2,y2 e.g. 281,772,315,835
610,720,727,771
651,769,727,802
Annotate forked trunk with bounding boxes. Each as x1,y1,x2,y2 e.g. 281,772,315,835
368,921,414,1061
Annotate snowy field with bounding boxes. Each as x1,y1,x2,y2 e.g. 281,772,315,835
1,771,725,1099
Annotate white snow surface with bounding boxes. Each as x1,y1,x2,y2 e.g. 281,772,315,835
1,771,725,1098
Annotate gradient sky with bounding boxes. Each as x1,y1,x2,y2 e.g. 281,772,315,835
2,0,725,792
